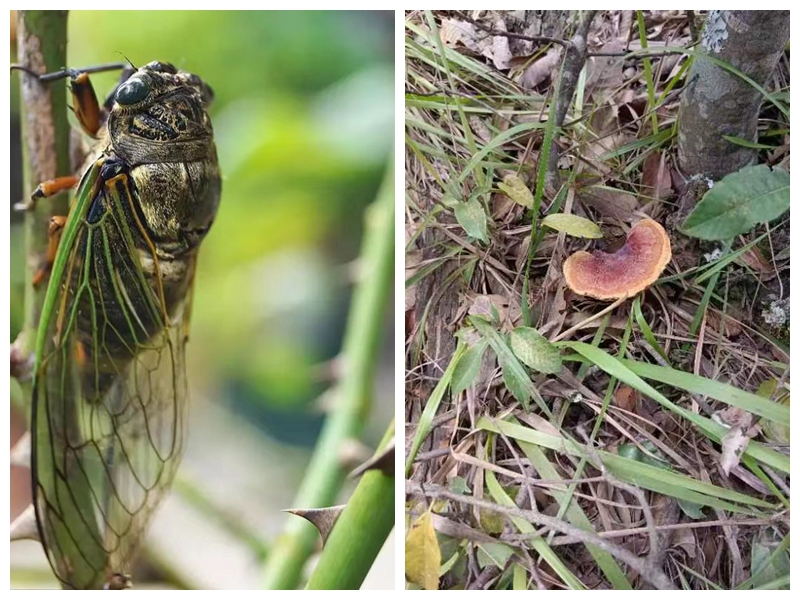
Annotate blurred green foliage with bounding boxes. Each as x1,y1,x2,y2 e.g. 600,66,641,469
11,10,394,428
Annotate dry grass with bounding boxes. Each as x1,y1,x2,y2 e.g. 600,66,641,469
404,10,789,590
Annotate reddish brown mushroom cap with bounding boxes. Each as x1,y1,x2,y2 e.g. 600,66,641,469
563,218,671,300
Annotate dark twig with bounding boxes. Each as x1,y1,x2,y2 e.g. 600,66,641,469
577,427,660,572
545,10,597,194
406,481,676,590
455,13,569,48
468,565,501,590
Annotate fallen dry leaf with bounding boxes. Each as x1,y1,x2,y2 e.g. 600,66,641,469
490,19,513,69
736,246,778,281
720,426,750,476
641,151,673,200
518,47,561,90
713,406,753,430
406,510,441,590
440,19,479,50
578,187,639,221
614,385,639,412
468,294,510,324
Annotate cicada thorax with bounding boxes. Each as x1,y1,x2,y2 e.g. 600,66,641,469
31,60,220,590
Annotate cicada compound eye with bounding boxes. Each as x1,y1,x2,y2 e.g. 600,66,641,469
115,77,151,106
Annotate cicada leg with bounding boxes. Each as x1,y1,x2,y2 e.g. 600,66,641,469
104,573,133,590
32,175,79,200
11,61,131,137
24,176,76,287
31,215,67,288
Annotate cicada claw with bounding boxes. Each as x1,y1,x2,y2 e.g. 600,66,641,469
104,573,133,590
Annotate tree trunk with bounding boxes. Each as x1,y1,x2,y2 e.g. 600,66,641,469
677,10,789,179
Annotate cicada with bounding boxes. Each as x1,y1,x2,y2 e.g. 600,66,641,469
22,60,220,589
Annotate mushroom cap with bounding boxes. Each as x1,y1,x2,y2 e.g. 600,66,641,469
563,218,671,300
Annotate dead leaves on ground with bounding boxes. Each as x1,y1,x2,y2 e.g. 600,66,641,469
405,9,789,591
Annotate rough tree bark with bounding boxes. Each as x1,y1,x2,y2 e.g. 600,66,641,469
15,11,71,360
677,10,789,180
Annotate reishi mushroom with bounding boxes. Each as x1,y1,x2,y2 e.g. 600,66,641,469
562,218,671,300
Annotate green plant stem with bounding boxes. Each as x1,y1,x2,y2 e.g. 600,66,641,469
305,421,394,590
262,160,395,589
15,11,70,413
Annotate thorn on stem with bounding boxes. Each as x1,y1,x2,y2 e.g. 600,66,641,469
10,338,34,381
349,439,395,479
11,431,31,468
10,505,39,542
284,505,345,546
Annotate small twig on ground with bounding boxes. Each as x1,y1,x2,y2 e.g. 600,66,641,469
406,481,676,590
576,427,660,570
456,13,569,48
686,11,700,44
468,565,501,590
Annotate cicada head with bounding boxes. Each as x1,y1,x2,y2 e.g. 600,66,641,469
106,61,216,166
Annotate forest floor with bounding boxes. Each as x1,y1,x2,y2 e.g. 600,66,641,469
404,10,789,591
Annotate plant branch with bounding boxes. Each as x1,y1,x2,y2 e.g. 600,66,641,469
14,10,71,399
262,160,395,589
305,422,394,590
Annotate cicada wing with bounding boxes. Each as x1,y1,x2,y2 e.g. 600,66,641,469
32,168,191,590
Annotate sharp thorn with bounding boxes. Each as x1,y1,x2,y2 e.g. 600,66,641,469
284,505,345,545
349,439,395,479
10,505,39,542
10,431,31,468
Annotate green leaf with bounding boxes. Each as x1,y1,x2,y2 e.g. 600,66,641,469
478,417,773,513
498,350,533,411
497,174,533,208
722,135,776,150
451,338,488,396
509,327,562,374
476,542,515,569
619,441,705,519
405,343,468,476
618,358,789,425
512,564,527,590
677,498,706,519
484,467,585,589
514,426,631,589
541,213,603,238
749,529,789,589
471,316,551,414
448,475,471,495
561,344,789,474
681,165,789,240
454,196,489,242
757,379,790,444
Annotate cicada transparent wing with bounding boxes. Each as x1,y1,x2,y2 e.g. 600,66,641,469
32,158,192,590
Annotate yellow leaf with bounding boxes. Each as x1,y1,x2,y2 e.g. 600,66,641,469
542,213,603,238
497,174,534,208
405,510,441,590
